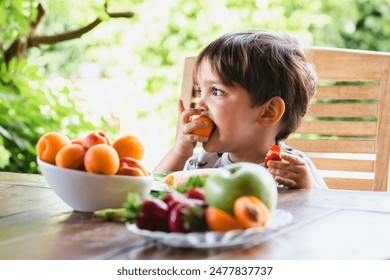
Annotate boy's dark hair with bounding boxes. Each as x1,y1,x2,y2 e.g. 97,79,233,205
193,30,317,140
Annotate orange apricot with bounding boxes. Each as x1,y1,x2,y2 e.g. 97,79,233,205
84,144,120,175
82,130,112,150
55,144,86,170
192,116,214,137
205,207,244,232
36,132,71,164
233,196,270,229
112,134,144,161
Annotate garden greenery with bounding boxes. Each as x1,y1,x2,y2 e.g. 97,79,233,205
1,0,389,173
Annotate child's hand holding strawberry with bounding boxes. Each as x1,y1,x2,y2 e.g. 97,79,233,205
267,153,319,189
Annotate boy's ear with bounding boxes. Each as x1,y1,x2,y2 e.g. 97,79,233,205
258,96,285,125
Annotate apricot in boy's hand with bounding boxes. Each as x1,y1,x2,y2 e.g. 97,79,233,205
191,116,214,137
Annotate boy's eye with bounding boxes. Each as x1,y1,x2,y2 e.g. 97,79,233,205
194,88,202,98
212,87,224,96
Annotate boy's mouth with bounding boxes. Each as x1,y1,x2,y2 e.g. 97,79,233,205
209,121,216,137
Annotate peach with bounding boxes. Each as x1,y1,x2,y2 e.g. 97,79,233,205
116,157,149,177
71,138,83,145
82,130,112,150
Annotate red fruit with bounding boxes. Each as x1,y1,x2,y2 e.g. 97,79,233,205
168,204,188,233
136,198,168,231
116,157,149,176
82,130,112,150
185,187,205,202
168,203,208,233
163,191,203,212
264,144,282,167
163,192,188,211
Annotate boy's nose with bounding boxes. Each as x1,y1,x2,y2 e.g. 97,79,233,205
195,98,209,111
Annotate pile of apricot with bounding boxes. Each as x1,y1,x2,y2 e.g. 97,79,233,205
36,130,149,176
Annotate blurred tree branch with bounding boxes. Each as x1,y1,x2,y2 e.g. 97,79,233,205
4,1,134,66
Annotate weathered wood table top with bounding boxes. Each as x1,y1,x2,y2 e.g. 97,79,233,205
1,171,390,260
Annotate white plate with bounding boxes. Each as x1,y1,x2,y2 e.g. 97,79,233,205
151,173,171,192
150,180,170,192
126,209,293,249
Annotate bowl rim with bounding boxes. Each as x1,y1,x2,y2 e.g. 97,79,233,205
37,157,152,181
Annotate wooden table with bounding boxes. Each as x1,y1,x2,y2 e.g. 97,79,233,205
1,171,390,260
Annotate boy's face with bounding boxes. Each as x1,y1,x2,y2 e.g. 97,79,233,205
195,59,266,157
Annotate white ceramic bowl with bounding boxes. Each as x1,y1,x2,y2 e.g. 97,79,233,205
37,158,152,212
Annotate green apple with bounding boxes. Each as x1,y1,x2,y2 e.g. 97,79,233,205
204,162,277,214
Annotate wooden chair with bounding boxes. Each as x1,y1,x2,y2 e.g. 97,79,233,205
180,47,390,191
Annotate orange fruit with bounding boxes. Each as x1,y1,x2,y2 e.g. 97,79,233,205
55,144,86,170
233,196,270,228
84,144,120,175
36,132,71,164
205,207,244,232
192,116,214,137
113,134,144,161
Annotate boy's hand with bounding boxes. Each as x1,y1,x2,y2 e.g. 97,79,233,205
173,99,210,158
266,153,318,189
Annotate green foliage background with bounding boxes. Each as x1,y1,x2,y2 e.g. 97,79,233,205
1,0,390,173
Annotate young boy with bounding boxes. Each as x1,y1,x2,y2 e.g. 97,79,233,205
154,30,327,189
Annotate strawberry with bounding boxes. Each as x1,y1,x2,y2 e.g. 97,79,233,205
136,198,169,231
264,144,282,167
185,187,206,202
163,191,203,212
168,204,188,233
163,191,188,211
168,203,208,233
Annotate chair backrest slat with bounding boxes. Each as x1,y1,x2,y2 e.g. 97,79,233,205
285,138,376,153
307,103,378,118
311,158,374,173
298,121,377,136
306,47,387,81
316,85,380,100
